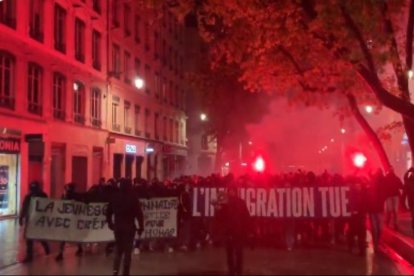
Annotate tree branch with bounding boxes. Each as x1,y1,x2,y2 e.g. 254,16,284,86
406,0,414,70
339,4,376,73
357,64,414,120
381,1,409,99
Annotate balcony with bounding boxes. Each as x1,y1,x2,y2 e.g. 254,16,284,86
125,126,132,134
29,27,44,43
112,124,121,131
155,134,160,140
124,77,131,85
53,109,65,120
0,16,16,29
91,118,101,128
134,36,140,43
124,29,131,37
0,97,15,110
144,44,150,52
74,114,85,124
135,129,142,137
28,103,42,115
154,52,159,60
113,20,120,29
145,132,150,139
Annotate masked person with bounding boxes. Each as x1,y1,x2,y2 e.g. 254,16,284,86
215,186,251,276
55,183,83,261
106,178,144,276
19,181,50,263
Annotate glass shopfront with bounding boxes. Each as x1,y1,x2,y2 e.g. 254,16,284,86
0,137,20,218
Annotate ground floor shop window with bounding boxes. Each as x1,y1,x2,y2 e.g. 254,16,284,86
0,154,18,217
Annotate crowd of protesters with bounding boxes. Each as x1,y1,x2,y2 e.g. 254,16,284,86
19,166,413,266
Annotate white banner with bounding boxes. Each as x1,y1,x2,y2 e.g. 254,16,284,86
140,197,178,239
25,198,113,243
25,197,179,242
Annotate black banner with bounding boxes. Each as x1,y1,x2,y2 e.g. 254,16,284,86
192,186,352,219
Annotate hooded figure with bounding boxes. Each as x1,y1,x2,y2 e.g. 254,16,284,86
19,181,50,263
106,178,144,276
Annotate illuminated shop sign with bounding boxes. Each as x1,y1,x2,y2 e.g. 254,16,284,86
125,144,137,154
0,138,20,154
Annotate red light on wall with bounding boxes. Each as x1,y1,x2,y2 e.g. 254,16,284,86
254,156,265,172
352,153,367,168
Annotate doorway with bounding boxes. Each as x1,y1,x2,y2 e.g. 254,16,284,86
72,156,87,192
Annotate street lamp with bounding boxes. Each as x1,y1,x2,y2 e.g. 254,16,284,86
134,77,145,89
340,128,346,134
365,105,373,114
200,113,207,121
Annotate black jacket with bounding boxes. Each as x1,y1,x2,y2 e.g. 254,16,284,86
106,190,144,232
20,190,47,225
215,196,251,241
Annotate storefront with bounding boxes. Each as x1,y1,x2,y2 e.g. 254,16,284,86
0,137,20,218
162,145,187,179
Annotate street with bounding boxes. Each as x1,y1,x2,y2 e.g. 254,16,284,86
0,245,407,275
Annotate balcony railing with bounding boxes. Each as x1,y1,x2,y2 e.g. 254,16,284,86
0,97,15,110
91,118,101,128
93,60,101,71
54,42,66,53
112,124,121,131
0,16,16,29
125,126,132,134
145,132,150,139
74,114,85,124
29,27,44,42
75,52,85,63
28,103,42,115
135,129,142,136
53,109,65,120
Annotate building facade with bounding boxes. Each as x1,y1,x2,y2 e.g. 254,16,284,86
0,0,188,219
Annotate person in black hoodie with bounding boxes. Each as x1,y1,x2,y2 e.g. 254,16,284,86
215,186,251,276
178,183,192,251
55,182,84,261
19,181,50,263
106,178,144,276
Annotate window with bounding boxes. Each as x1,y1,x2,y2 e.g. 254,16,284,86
134,15,140,43
112,1,119,27
91,87,101,127
134,58,141,78
124,51,131,84
0,51,15,109
174,85,179,107
29,0,44,42
201,135,208,150
144,64,150,94
134,105,141,136
169,118,173,142
53,72,65,120
163,116,167,141
175,121,179,144
27,63,43,115
161,39,166,64
54,4,66,53
154,72,160,99
169,81,173,105
181,90,185,110
168,46,173,70
75,18,85,62
112,96,120,131
73,81,85,124
0,0,16,29
144,22,150,51
162,77,167,103
153,31,159,59
92,30,101,70
92,0,101,14
124,4,131,37
124,101,131,133
154,113,159,140
112,44,120,78
145,109,150,138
